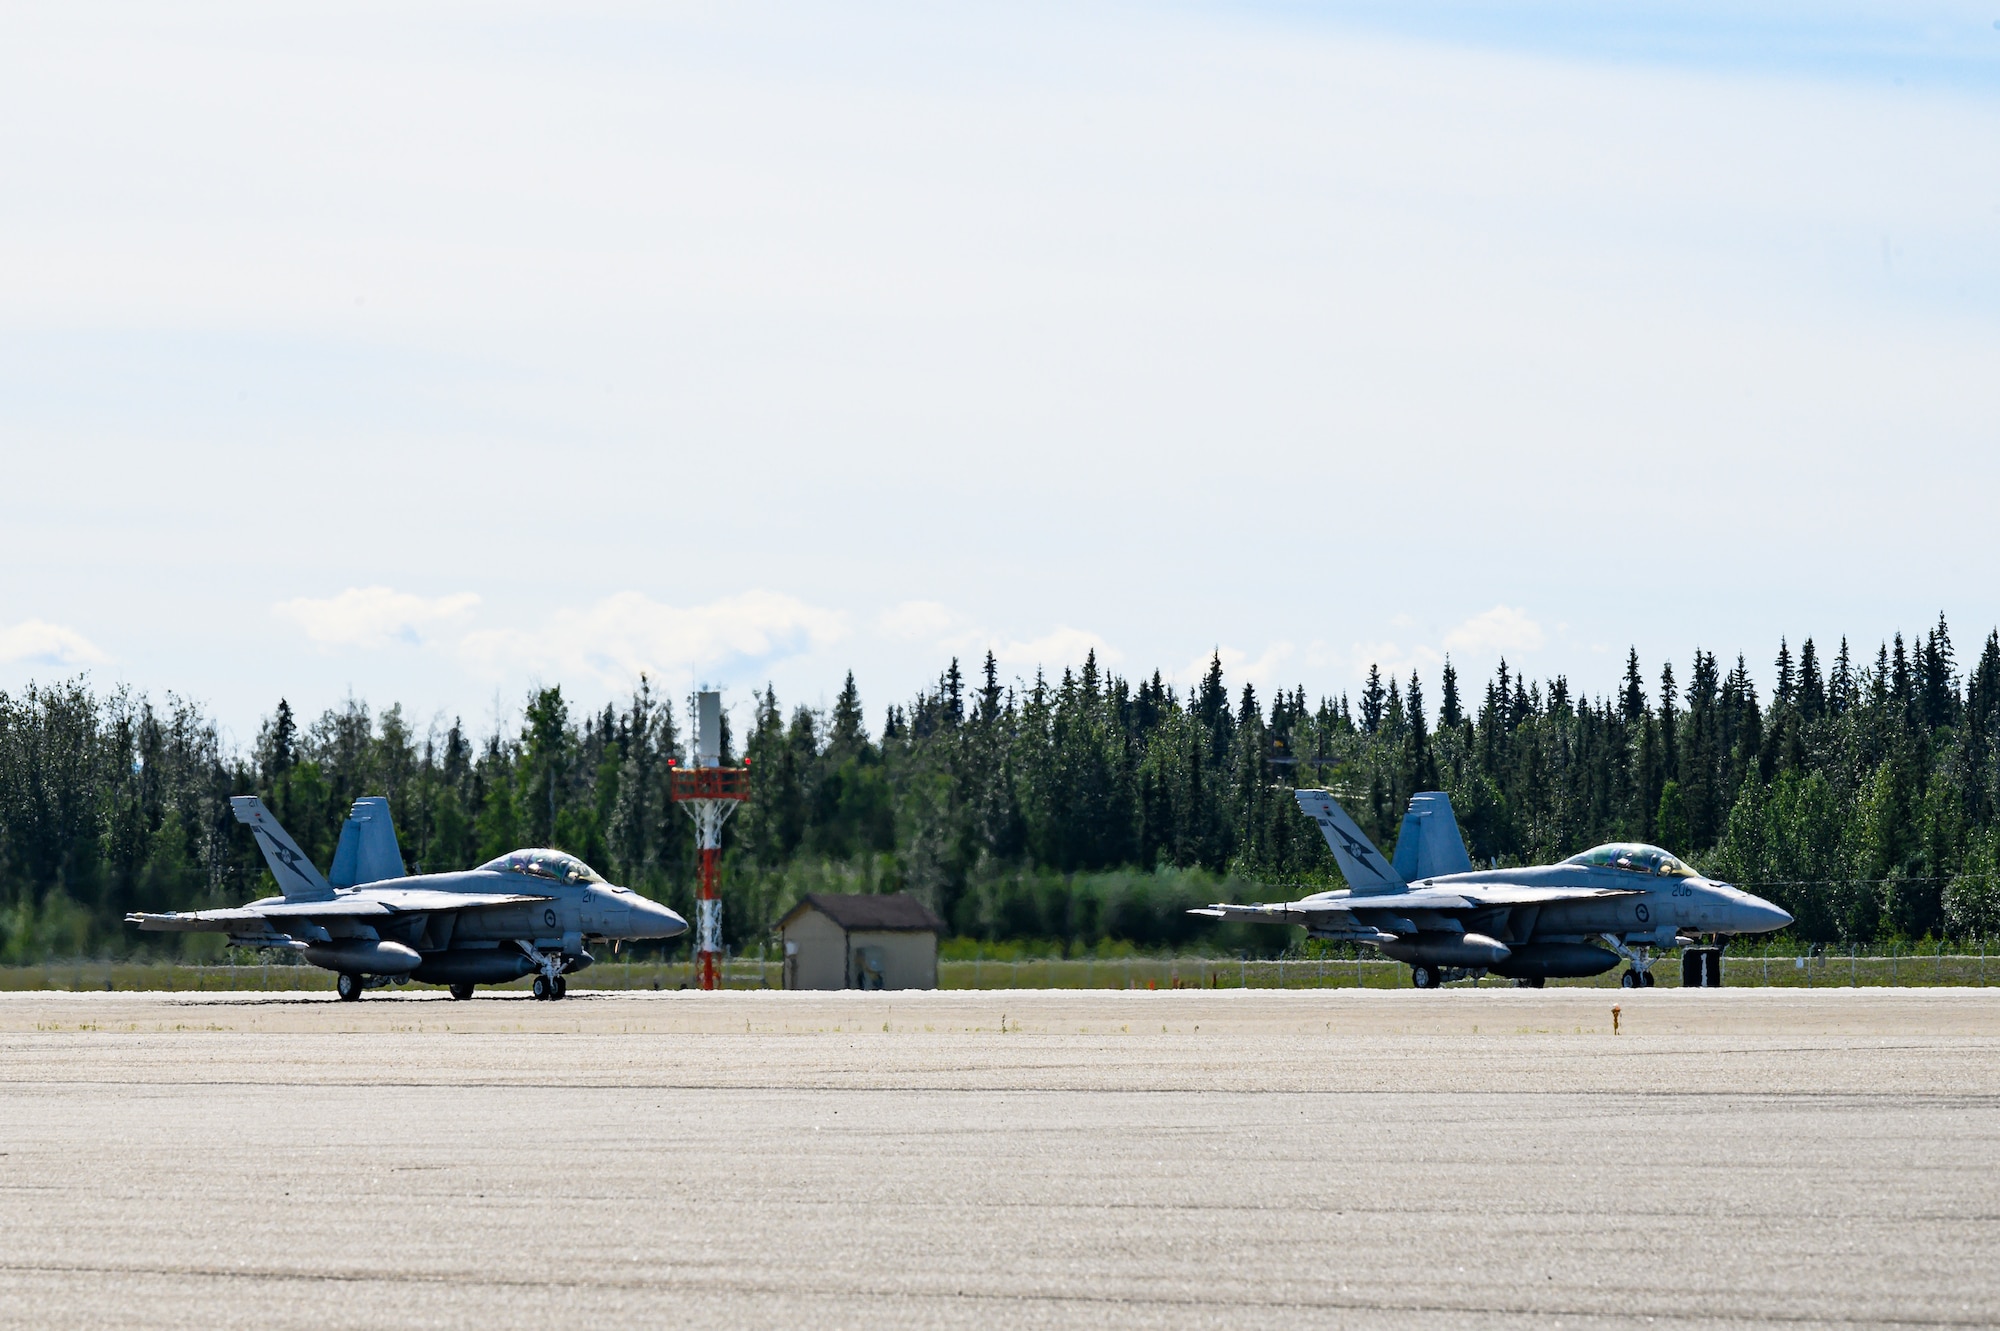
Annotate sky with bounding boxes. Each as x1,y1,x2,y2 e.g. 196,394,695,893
4,1,1997,747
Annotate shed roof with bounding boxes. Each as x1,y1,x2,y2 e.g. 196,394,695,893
778,892,946,934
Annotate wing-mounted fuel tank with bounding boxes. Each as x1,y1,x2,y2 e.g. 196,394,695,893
303,939,421,974
1379,933,1511,968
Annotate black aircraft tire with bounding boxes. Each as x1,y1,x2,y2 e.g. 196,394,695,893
336,973,363,1002
1516,977,1545,989
1620,970,1640,989
449,982,474,1001
1411,965,1437,989
532,975,551,1001
1642,971,1656,988
553,975,568,1000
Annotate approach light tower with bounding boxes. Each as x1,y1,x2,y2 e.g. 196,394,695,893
670,690,748,991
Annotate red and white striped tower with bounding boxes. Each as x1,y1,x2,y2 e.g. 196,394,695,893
670,690,748,991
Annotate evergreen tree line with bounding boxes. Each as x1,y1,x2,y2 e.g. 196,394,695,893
6,614,2000,961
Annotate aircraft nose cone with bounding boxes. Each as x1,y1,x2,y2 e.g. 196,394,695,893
654,904,689,939
1741,895,1792,933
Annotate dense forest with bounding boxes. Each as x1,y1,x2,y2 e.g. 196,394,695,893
6,614,2000,962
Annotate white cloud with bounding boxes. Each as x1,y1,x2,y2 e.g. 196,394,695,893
0,619,107,667
459,590,846,688
873,601,1120,680
1444,606,1546,657
1342,640,1446,685
1180,642,1297,694
274,586,480,649
985,627,1121,677
876,600,961,641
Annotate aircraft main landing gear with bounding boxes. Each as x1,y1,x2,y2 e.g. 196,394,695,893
448,982,474,1001
1514,977,1546,988
1411,965,1440,988
336,972,364,1002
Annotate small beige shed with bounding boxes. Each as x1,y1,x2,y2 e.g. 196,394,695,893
776,893,946,991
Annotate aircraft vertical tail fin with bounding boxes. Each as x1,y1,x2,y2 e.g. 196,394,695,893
1390,791,1475,881
1294,790,1405,894
329,796,406,887
230,796,334,901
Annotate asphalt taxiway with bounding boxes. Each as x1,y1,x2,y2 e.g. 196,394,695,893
2,988,1995,1328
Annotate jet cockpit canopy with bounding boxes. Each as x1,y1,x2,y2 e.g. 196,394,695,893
1564,843,1697,878
481,848,605,885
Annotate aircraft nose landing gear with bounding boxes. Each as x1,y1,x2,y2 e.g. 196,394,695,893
518,941,572,1000
1602,935,1658,989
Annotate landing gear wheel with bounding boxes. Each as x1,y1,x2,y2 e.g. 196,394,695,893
336,973,363,1002
1411,965,1439,989
1641,970,1656,988
552,975,567,1000
532,975,552,1001
1515,977,1546,989
1620,970,1640,989
449,982,474,1001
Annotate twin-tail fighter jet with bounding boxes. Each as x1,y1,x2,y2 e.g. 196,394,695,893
1193,789,1792,987
127,796,687,1000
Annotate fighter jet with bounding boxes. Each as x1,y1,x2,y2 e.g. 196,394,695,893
127,795,687,1001
1192,789,1792,987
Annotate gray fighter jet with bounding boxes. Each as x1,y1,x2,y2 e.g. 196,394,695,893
127,795,687,1001
1193,789,1792,987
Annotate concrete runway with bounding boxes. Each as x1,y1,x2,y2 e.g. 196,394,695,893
2,988,1997,1329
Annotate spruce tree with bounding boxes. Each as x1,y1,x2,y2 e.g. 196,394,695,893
1360,664,1386,735
978,651,1002,724
1921,615,1955,731
1237,682,1259,728
830,672,867,756
1891,634,1913,732
944,657,965,725
1831,638,1855,716
1798,639,1825,721
1621,648,1647,722
1439,657,1463,730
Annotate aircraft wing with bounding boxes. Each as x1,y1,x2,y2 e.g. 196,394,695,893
1339,885,1643,910
126,907,270,932
127,890,551,932
255,889,551,916
363,888,553,911
1190,884,1641,928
